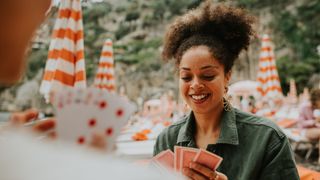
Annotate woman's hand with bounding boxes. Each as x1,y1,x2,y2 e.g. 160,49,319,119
182,162,227,180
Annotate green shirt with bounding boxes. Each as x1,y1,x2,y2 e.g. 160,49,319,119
153,108,299,180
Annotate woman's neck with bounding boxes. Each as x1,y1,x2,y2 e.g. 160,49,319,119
193,108,223,135
193,107,224,149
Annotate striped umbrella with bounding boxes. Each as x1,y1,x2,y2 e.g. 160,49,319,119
256,34,283,100
93,38,116,92
40,0,86,102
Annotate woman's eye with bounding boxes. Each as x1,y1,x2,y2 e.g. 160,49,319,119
202,76,215,80
181,77,192,82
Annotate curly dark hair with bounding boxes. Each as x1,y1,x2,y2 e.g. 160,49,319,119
162,1,256,73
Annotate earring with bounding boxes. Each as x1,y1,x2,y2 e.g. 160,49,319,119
223,86,232,111
223,97,232,112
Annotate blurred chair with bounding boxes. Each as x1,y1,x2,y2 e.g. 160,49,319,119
282,128,319,163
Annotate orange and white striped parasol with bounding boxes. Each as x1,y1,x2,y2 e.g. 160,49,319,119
93,38,116,92
40,0,86,101
256,34,283,100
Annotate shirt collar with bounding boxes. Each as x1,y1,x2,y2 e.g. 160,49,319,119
217,107,239,145
177,112,195,144
176,108,239,146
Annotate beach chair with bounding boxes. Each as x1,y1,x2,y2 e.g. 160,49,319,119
276,119,298,128
282,128,319,163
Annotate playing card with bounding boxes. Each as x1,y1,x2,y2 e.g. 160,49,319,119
52,88,136,152
180,147,198,171
151,149,174,171
91,89,135,151
174,146,183,172
193,149,223,170
54,88,94,145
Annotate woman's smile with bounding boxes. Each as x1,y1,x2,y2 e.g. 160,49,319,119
189,93,211,104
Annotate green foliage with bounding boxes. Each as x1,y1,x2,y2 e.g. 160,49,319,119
272,0,320,93
150,0,202,21
277,56,317,93
165,0,202,14
237,0,319,93
150,1,166,21
83,2,112,23
26,48,48,79
167,0,187,15
82,2,115,81
125,11,140,21
22,0,319,95
115,6,126,13
115,23,132,40
186,0,202,9
114,38,162,65
237,0,290,9
142,15,156,28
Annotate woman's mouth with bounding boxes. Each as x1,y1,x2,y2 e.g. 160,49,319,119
189,94,210,104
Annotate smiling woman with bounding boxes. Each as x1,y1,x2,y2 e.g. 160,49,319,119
153,1,299,180
179,46,230,116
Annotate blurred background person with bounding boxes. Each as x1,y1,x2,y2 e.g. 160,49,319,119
298,88,320,140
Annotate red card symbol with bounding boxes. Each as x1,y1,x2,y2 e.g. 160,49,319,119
99,101,107,109
116,109,123,117
77,136,85,144
88,118,96,127
106,127,113,136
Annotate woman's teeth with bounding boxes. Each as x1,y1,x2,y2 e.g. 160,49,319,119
191,94,207,100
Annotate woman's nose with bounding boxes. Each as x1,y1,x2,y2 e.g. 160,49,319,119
190,78,204,90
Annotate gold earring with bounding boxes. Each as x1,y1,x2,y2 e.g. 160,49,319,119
223,86,231,112
223,96,232,111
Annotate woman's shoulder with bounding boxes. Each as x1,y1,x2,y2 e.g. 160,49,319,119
233,108,286,139
154,115,189,155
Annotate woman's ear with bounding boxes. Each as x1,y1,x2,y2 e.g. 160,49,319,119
225,70,232,85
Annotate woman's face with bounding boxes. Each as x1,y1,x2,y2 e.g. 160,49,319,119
179,46,231,115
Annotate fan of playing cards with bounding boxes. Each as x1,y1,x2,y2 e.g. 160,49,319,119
152,146,223,174
52,88,136,152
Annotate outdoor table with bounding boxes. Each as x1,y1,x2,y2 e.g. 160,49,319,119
116,139,155,160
